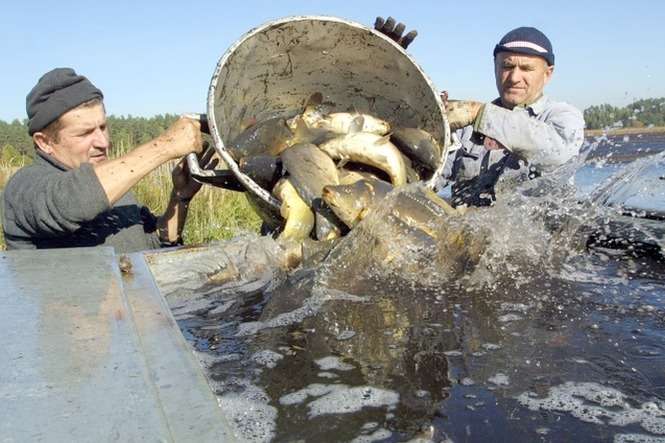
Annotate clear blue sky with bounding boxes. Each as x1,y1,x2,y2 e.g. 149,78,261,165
1,0,664,122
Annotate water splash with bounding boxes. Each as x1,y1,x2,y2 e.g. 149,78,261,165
147,133,665,442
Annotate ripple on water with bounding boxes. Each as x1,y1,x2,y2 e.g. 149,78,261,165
627,344,663,358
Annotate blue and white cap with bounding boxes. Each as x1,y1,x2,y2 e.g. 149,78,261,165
493,27,554,66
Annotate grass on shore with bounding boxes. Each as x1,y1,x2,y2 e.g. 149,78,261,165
0,143,263,250
130,160,262,245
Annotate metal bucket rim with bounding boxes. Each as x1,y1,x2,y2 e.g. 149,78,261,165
206,15,450,210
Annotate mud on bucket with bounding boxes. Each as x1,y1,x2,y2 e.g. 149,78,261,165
205,15,450,224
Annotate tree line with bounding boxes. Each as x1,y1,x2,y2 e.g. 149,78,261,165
583,97,665,130
0,114,178,162
2,97,665,161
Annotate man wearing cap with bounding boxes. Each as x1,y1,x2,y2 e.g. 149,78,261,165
2,67,210,253
439,26,585,207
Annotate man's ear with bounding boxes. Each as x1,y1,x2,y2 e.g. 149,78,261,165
544,65,554,86
32,132,54,155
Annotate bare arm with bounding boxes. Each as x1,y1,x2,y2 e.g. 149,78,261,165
157,190,190,245
156,145,218,244
93,116,203,204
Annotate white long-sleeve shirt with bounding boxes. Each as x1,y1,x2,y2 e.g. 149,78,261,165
441,95,585,205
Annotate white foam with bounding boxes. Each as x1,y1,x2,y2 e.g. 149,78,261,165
279,383,333,406
350,428,393,443
336,330,357,340
500,302,531,314
517,382,665,435
236,285,368,336
279,383,399,417
315,356,354,371
615,433,665,443
307,385,400,417
251,350,283,369
193,349,240,370
208,299,236,315
361,422,379,431
216,378,276,442
488,373,510,386
318,372,338,379
498,313,523,323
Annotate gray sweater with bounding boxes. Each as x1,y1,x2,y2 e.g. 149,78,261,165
2,151,162,253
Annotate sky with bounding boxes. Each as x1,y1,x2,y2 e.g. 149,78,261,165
1,0,664,122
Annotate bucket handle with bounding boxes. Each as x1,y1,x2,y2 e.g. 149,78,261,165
183,113,282,209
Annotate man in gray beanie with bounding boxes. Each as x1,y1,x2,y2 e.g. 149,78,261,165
2,67,211,252
437,26,585,207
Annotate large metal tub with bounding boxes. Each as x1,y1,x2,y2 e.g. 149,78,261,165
206,15,450,211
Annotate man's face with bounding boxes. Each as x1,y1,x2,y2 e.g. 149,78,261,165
36,102,111,169
494,52,554,109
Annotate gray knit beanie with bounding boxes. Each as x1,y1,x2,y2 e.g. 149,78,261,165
26,67,103,135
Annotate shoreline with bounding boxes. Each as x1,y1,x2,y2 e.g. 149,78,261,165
585,126,665,137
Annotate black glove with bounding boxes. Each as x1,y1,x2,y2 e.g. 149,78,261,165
374,16,418,49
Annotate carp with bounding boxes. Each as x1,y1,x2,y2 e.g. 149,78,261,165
272,179,315,241
319,133,408,186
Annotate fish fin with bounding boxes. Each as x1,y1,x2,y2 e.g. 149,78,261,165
290,117,312,145
349,115,365,133
299,93,324,130
375,134,392,145
337,156,350,169
368,97,377,113
426,189,459,216
303,92,323,116
323,230,341,241
305,92,323,108
357,207,370,223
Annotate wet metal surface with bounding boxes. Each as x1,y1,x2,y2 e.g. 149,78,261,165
1,247,234,442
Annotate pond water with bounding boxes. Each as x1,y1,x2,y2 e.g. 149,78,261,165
152,133,665,443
